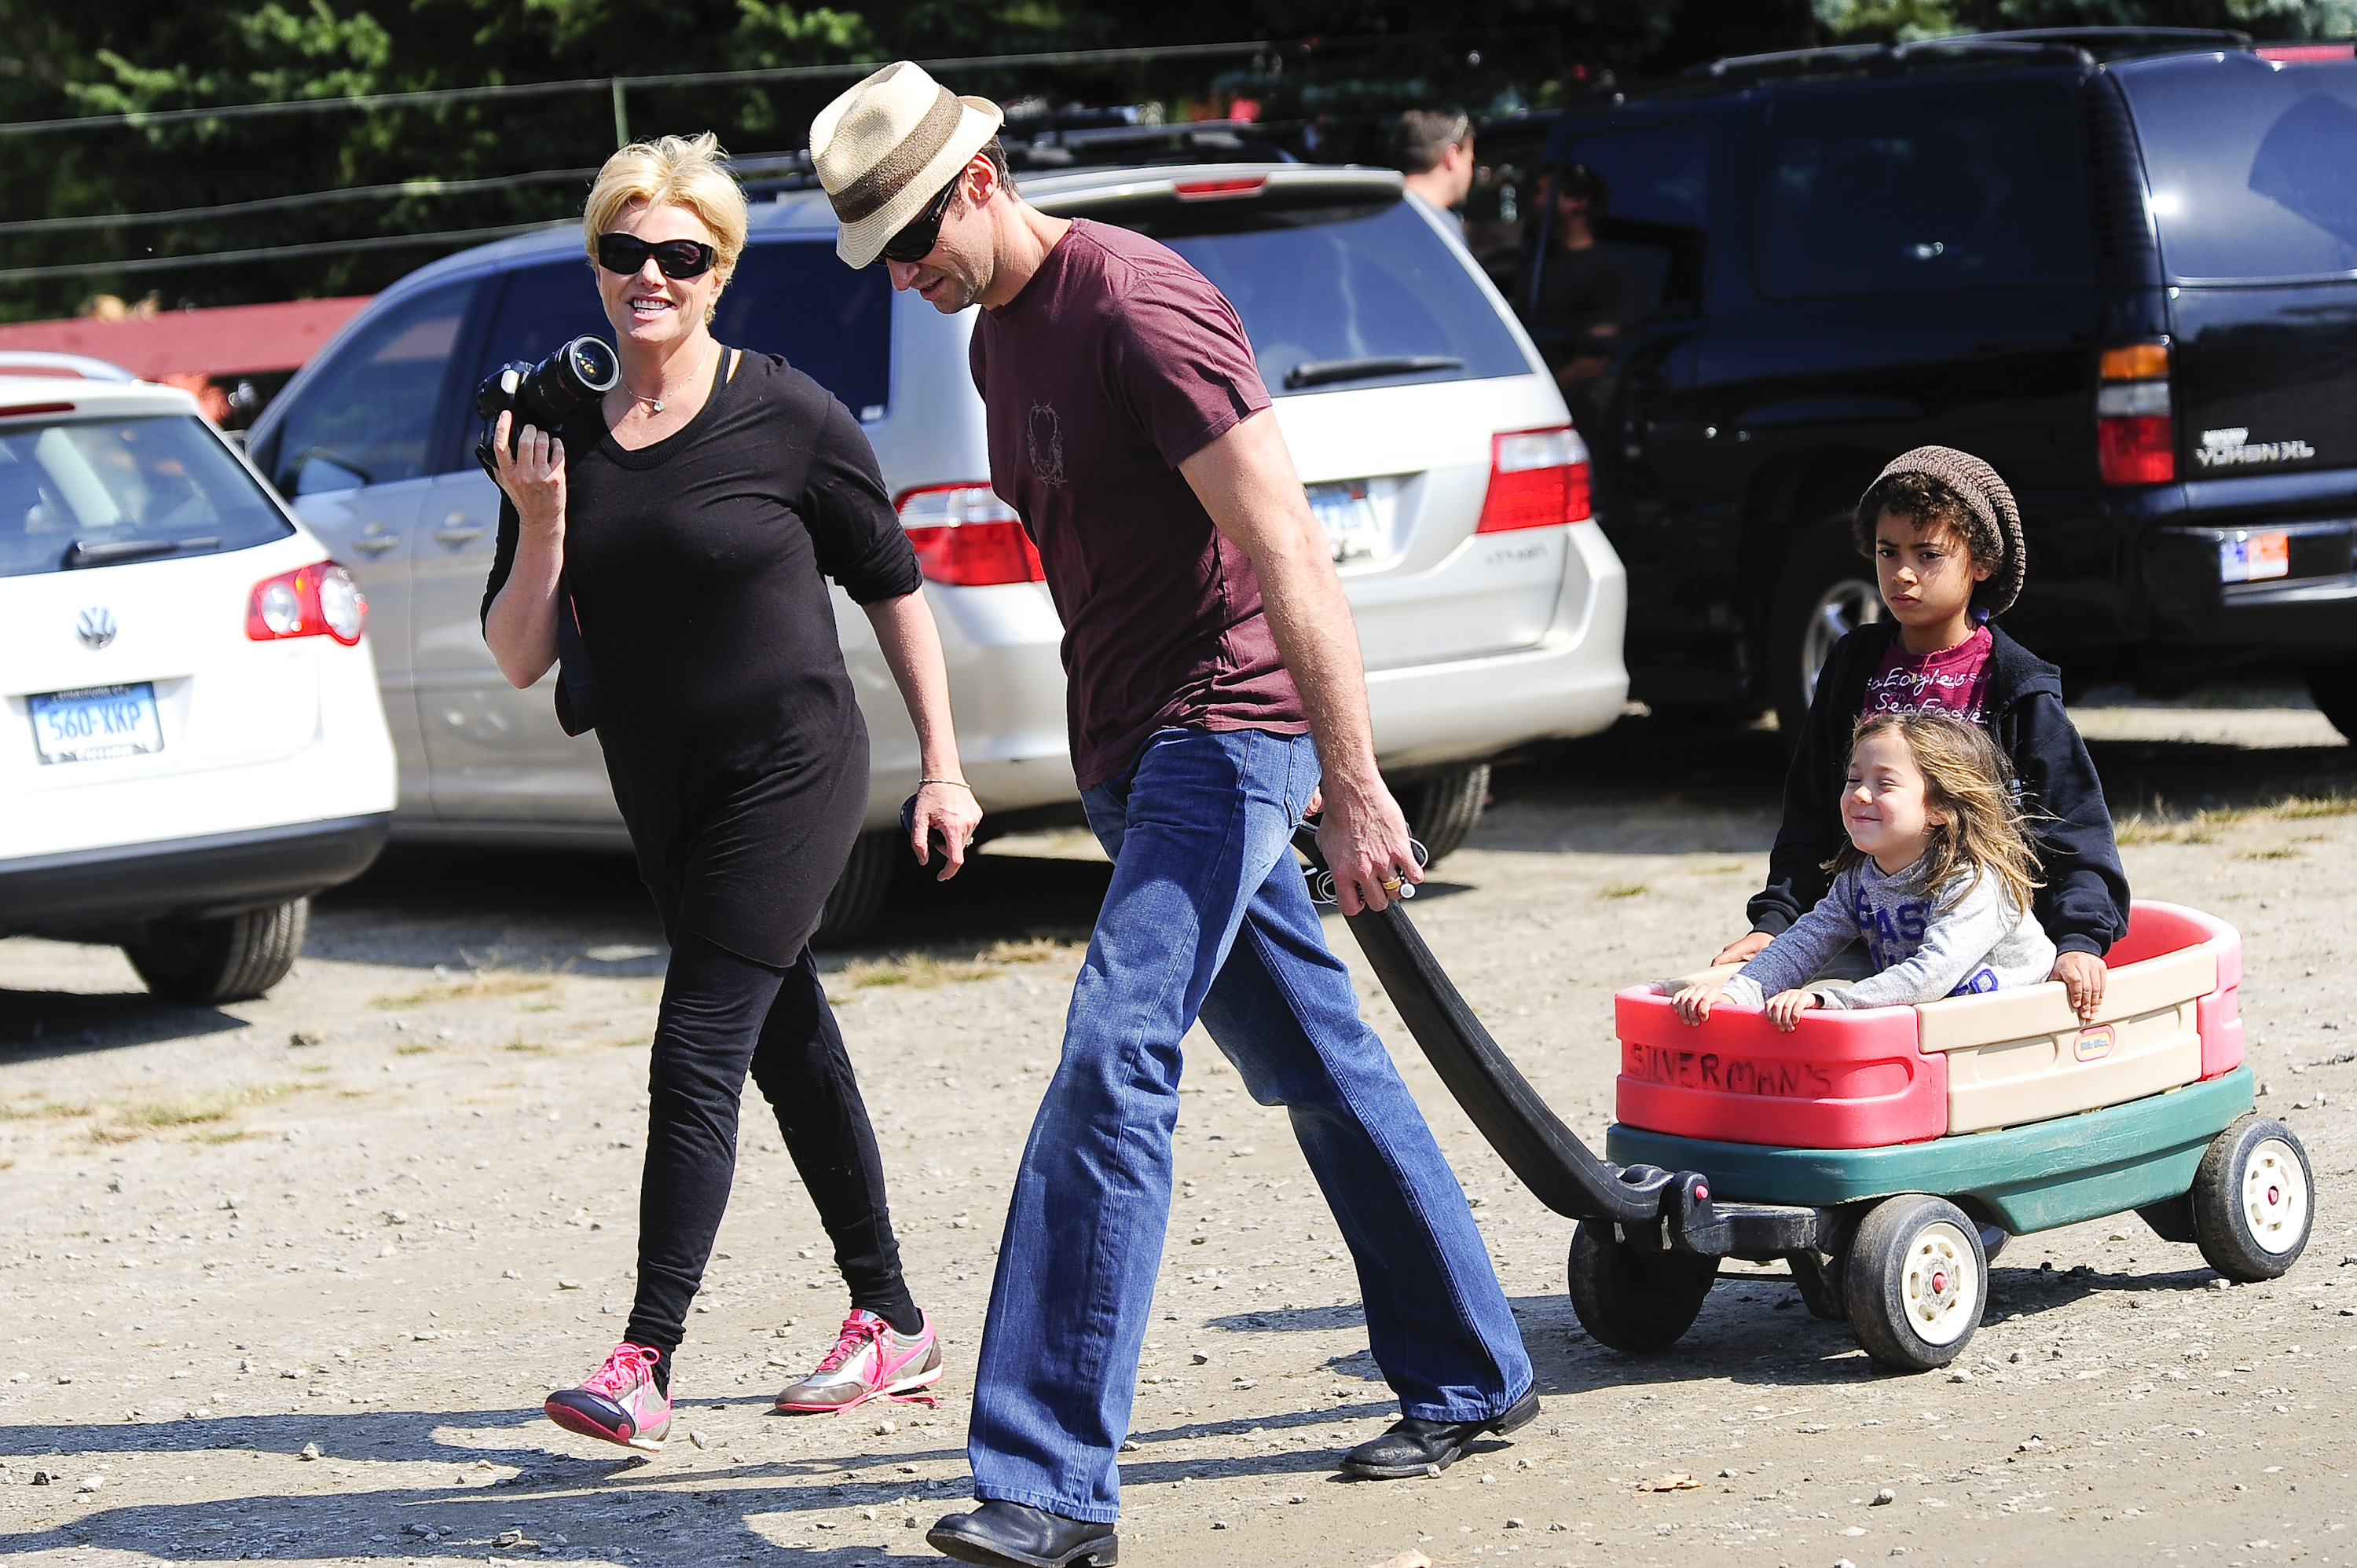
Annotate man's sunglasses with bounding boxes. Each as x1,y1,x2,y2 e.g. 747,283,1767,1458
879,176,962,266
596,233,720,280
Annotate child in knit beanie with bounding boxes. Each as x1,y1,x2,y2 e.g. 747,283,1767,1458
1714,446,2130,1022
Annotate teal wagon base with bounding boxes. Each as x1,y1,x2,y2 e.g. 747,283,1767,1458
1606,1068,2256,1240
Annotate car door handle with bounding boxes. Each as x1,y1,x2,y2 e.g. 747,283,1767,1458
350,534,401,555
433,526,485,546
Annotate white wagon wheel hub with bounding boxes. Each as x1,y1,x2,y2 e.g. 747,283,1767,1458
1901,1222,1980,1346
2242,1138,2310,1255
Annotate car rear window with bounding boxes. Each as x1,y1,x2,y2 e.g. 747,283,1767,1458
475,240,893,423
1754,79,2091,298
0,414,293,579
1110,191,1531,394
2117,51,2357,284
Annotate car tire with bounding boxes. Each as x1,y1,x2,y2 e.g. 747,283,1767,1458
2304,661,2357,743
811,829,898,948
1566,1220,1719,1353
124,897,309,1006
1841,1192,1986,1371
2189,1114,2313,1282
1768,513,1882,746
1395,763,1490,866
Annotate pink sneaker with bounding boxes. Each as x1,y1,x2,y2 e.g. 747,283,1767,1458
774,1308,943,1413
545,1343,671,1452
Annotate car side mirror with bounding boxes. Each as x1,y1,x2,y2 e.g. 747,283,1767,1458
286,447,372,498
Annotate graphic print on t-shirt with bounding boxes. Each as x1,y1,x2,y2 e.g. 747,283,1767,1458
1860,623,1994,722
1027,401,1066,489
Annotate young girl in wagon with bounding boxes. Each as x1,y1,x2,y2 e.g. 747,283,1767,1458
1676,710,2055,1028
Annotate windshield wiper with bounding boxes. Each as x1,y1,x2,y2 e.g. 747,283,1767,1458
61,536,222,570
1284,355,1466,390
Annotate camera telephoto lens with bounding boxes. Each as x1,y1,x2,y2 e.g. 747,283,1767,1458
473,335,621,479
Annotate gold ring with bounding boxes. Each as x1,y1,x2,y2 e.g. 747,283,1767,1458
1380,876,1406,893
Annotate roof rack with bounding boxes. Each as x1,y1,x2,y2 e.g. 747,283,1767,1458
1687,25,2253,84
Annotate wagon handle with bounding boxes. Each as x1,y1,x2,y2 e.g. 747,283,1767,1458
1293,823,1676,1226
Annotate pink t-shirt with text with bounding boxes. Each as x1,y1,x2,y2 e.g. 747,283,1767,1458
1860,623,1994,722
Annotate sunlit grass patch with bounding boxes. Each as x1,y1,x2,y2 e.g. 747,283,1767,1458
189,1129,250,1145
395,1042,438,1056
373,973,554,1009
0,1100,92,1121
89,1083,303,1144
1603,882,1649,899
2116,790,2357,846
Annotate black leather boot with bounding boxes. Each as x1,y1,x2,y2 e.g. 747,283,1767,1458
1339,1387,1541,1478
927,1500,1120,1567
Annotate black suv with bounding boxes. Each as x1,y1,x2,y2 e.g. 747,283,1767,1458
1471,28,2357,738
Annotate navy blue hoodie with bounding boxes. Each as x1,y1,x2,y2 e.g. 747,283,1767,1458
1745,620,2131,959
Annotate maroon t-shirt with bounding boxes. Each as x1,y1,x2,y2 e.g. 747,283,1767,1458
1861,623,1995,722
969,218,1308,789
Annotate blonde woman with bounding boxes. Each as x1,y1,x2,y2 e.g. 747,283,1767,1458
1675,710,2055,1030
482,132,981,1449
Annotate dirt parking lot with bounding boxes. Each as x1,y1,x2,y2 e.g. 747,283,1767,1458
4,693,2356,1568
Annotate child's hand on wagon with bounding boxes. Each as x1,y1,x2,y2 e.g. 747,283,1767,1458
1713,929,1773,967
2051,951,2106,1023
1673,982,1726,1025
1765,989,1820,1031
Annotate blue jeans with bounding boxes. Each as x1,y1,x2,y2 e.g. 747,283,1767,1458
966,727,1532,1522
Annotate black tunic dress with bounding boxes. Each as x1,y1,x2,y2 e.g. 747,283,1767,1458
482,350,922,965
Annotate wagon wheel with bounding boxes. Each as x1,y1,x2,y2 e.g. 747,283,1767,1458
1841,1194,1988,1372
1567,1221,1719,1353
2190,1115,2314,1282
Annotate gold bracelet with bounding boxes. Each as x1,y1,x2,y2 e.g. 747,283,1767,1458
917,777,973,791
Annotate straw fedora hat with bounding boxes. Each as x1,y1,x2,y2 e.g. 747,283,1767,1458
812,62,1004,268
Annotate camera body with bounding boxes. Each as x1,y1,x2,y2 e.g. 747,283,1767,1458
473,335,620,480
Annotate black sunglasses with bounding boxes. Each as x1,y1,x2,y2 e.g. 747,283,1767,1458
596,233,720,280
879,176,962,266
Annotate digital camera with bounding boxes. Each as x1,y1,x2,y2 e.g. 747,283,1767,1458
472,335,620,479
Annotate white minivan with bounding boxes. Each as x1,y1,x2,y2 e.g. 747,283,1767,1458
243,162,1629,939
0,375,397,1002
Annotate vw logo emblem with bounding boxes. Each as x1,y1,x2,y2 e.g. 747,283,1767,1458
76,606,117,650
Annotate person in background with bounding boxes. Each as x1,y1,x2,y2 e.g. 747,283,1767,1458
1397,108,1475,221
1515,161,1648,432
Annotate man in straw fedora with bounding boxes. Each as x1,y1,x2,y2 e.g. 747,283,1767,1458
810,61,1538,1568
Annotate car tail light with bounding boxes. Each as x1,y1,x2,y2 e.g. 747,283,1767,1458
0,401,75,419
2097,340,2175,485
2258,42,2354,60
247,561,365,646
1475,426,1594,533
896,485,1044,587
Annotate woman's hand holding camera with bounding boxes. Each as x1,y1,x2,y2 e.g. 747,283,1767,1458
492,409,568,540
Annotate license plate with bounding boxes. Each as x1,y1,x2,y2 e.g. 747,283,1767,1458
1308,481,1381,563
29,682,163,764
2220,529,2290,584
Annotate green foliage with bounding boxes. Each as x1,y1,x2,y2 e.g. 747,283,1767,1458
2,0,2352,321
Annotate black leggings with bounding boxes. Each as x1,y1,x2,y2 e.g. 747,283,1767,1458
625,929,917,1355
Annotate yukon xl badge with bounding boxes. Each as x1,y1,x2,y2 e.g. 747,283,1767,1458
75,606,117,650
2197,427,2318,468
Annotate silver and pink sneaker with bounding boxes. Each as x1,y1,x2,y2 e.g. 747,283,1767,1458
774,1308,943,1413
545,1342,672,1452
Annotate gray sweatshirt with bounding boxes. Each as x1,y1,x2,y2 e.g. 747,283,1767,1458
1721,854,2057,1011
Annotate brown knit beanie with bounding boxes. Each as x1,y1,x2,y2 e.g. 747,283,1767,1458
1857,445,2026,617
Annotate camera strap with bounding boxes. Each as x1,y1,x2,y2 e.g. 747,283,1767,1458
552,573,602,737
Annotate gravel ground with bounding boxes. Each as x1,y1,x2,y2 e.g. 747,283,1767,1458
3,697,2355,1568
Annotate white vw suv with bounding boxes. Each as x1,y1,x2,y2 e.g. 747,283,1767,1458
0,375,397,1002
244,162,1628,940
